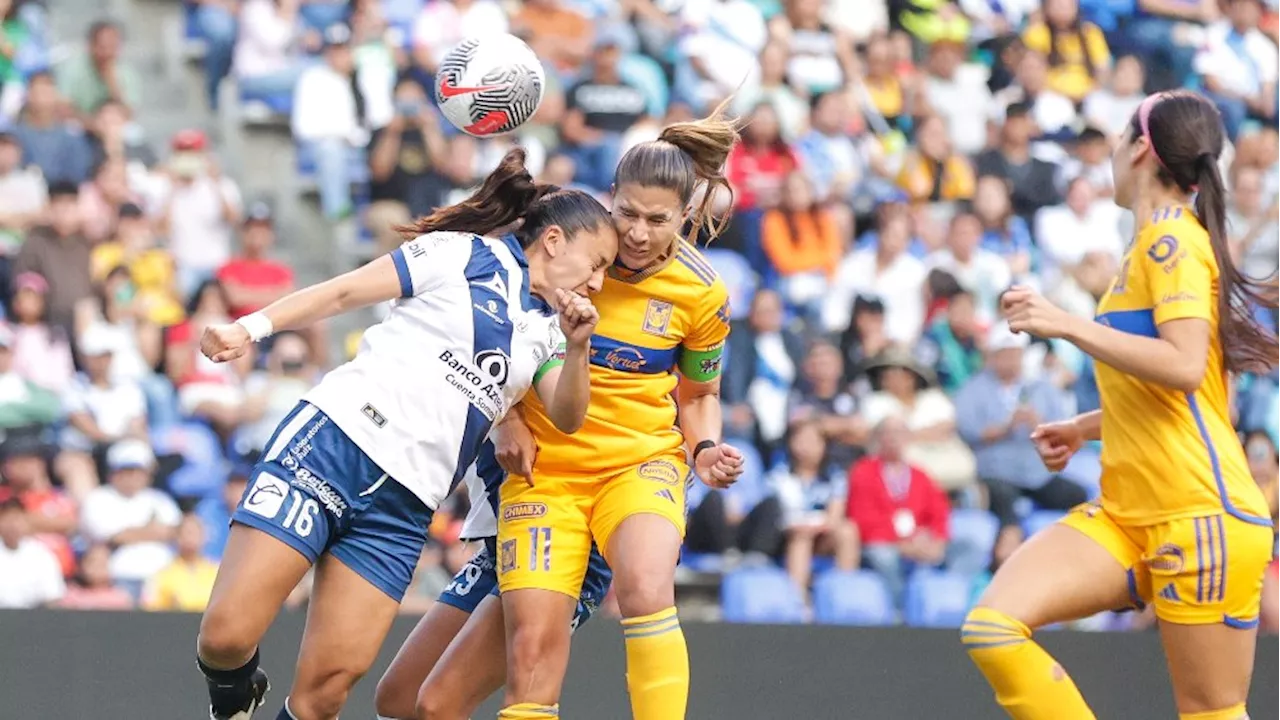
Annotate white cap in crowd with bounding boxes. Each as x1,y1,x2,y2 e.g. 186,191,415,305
107,439,156,472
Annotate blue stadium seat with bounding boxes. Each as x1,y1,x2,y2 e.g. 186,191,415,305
153,422,229,500
812,570,896,626
679,551,724,573
1022,510,1065,538
946,509,999,576
903,570,973,628
721,567,807,624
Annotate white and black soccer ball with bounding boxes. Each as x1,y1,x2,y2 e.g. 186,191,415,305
435,34,546,137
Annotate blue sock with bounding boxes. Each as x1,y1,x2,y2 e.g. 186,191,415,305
275,700,297,720
198,648,260,716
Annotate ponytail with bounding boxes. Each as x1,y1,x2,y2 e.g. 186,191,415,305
1194,153,1279,373
397,148,555,240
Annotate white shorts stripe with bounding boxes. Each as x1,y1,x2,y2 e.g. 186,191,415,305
264,404,320,462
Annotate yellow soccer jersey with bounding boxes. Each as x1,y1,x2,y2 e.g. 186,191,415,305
1094,206,1271,527
524,241,730,478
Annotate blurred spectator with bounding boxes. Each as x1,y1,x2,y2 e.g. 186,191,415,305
233,0,308,105
0,427,75,574
142,513,218,612
156,130,243,292
1021,0,1111,104
0,0,31,112
955,322,1084,529
769,0,858,96
84,98,156,179
917,290,985,394
217,202,295,319
510,0,593,78
860,345,976,493
1034,176,1124,282
1228,166,1279,281
724,289,805,449
1081,54,1146,140
958,0,1037,38
0,130,47,259
194,469,247,560
239,332,317,455
1245,430,1278,523
773,419,859,592
562,31,648,192
893,0,973,46
13,72,91,185
674,0,766,111
58,543,135,610
9,272,73,394
976,103,1062,222
56,324,148,499
291,23,371,220
796,91,868,207
972,175,1033,278
895,114,975,204
90,203,184,327
917,38,992,157
925,211,1011,321
410,0,508,78
79,157,137,243
166,280,251,437
366,77,452,253
80,439,180,587
762,172,841,314
734,42,809,142
56,20,139,117
1195,0,1278,141
1123,0,1217,93
0,496,65,608
684,461,782,562
727,103,798,215
991,50,1077,141
847,415,949,608
789,340,867,471
861,34,910,133
837,294,892,392
823,210,926,342
1057,126,1114,199
0,323,59,431
75,267,165,391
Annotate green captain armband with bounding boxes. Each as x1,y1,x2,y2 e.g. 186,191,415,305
533,344,566,385
677,343,725,382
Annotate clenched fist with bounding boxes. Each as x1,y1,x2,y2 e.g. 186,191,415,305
201,323,252,363
555,288,599,348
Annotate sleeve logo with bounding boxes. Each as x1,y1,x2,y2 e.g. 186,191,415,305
1147,235,1178,263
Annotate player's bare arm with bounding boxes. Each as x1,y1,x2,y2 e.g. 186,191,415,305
676,373,744,489
533,289,599,434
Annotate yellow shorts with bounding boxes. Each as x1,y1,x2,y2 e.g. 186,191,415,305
1061,502,1274,627
496,453,690,598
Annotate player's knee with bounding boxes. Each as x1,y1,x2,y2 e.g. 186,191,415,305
292,663,367,719
372,672,415,720
507,619,565,677
415,687,466,720
960,606,1030,653
197,610,257,667
614,578,675,618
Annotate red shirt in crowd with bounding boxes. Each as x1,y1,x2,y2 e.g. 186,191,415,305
726,142,798,212
0,486,77,576
847,456,950,545
216,258,294,318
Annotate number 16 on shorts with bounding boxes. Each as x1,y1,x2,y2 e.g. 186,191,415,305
502,526,552,573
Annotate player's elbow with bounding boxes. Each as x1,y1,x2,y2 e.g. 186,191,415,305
1169,359,1207,394
550,410,584,434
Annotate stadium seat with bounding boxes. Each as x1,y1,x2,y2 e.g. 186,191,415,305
812,570,895,626
1022,510,1066,538
946,509,999,576
152,422,229,500
679,551,724,573
903,570,973,628
721,567,807,624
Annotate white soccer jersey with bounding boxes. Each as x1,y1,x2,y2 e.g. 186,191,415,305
458,437,503,540
303,232,565,511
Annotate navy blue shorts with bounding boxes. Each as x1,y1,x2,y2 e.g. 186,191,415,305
232,402,432,602
438,537,613,632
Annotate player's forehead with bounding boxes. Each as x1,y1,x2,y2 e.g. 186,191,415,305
613,184,683,217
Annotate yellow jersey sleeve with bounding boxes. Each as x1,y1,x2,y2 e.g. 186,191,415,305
1083,24,1112,68
1021,23,1051,54
675,280,730,382
1137,222,1216,326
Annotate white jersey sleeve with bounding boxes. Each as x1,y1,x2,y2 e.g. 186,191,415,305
389,232,474,297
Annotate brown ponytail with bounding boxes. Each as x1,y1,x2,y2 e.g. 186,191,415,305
397,148,555,240
615,97,742,241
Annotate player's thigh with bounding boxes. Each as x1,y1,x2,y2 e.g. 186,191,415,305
592,458,687,615
977,505,1143,629
419,594,509,719
497,475,593,598
1148,514,1273,713
376,603,473,719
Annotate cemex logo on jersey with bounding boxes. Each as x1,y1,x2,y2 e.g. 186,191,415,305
439,348,509,420
244,473,289,519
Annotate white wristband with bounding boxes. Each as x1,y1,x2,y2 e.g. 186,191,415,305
236,312,274,342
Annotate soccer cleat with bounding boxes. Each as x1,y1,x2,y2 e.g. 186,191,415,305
209,669,270,720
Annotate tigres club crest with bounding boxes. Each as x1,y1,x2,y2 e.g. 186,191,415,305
642,299,674,337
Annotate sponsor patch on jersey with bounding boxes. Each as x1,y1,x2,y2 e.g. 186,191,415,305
362,403,387,428
291,467,348,519
597,345,647,372
244,472,289,519
638,459,681,486
715,299,731,326
502,502,548,521
642,299,674,337
1147,235,1178,263
1147,543,1185,573
1159,291,1199,306
500,539,517,573
439,349,505,420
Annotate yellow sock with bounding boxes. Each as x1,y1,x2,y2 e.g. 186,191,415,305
962,607,1096,720
497,703,560,718
1179,704,1248,720
621,607,689,720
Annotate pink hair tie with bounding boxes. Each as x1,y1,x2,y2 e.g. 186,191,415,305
1138,92,1199,193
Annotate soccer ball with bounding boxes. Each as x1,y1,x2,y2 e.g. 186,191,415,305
435,34,546,137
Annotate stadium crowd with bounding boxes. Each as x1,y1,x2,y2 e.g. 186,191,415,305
0,0,1277,631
